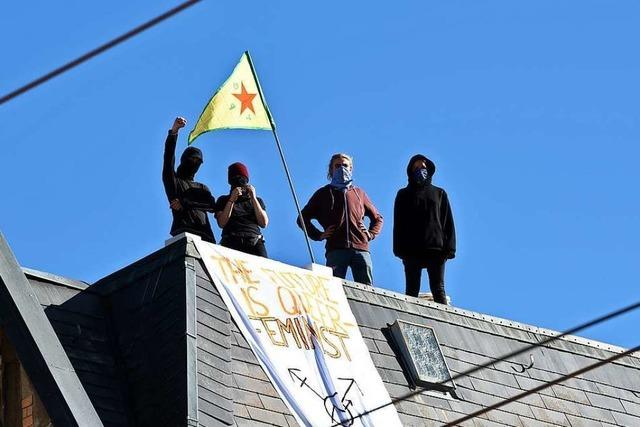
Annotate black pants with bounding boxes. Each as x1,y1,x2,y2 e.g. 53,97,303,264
403,257,447,304
221,236,268,258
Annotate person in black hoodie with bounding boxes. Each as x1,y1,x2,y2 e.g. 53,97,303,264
162,116,217,243
393,154,456,304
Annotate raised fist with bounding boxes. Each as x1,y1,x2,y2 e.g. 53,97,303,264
171,117,187,133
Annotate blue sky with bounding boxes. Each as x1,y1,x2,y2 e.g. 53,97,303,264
1,1,639,348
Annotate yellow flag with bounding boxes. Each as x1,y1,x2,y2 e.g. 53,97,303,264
188,52,273,144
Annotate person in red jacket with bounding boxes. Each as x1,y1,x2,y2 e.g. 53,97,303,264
298,153,383,285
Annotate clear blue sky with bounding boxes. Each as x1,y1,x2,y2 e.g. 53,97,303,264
2,1,639,348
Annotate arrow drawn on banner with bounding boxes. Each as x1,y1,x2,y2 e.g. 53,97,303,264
288,368,325,399
288,368,365,426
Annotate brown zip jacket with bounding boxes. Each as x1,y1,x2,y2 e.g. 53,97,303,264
297,185,383,252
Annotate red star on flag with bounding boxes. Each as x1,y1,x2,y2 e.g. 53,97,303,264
232,82,257,114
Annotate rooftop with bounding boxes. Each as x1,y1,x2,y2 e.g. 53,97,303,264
1,233,639,426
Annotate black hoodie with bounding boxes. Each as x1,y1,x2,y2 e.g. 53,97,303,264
162,131,217,243
393,154,456,260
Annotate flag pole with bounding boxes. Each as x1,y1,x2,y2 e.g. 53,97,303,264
244,51,317,265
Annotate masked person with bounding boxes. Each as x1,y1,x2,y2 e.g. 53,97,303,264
297,153,383,285
215,163,269,257
162,116,217,243
393,154,456,304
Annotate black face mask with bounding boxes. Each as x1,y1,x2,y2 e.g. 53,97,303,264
177,157,202,179
230,175,248,188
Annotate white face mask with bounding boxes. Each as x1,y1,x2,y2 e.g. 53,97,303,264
413,168,429,184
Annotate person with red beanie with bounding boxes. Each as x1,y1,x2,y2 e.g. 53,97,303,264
215,162,269,257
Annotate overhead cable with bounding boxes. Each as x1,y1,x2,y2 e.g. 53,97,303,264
332,299,640,426
0,0,202,106
443,343,640,426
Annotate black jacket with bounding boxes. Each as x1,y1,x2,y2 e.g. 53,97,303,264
393,155,456,260
162,131,216,243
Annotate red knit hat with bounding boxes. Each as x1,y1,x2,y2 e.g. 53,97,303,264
228,162,249,181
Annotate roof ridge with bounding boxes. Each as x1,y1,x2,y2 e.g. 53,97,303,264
22,267,89,290
343,280,640,359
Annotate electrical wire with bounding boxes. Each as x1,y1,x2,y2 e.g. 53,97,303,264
332,299,640,426
443,343,640,426
0,0,202,106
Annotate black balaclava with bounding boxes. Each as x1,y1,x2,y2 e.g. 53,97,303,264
177,147,203,180
406,154,436,187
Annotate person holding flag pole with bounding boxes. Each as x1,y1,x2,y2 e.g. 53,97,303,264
188,51,316,264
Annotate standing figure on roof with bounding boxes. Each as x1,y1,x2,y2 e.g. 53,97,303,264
393,154,456,304
162,116,217,243
215,163,269,258
298,153,383,285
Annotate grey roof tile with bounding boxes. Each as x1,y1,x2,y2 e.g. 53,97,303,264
198,371,233,400
231,388,263,408
284,413,300,427
235,415,276,426
611,410,640,426
378,367,411,385
234,373,280,398
259,394,290,414
621,399,640,417
529,405,571,426
198,394,234,426
484,409,525,426
519,416,561,427
362,336,378,354
585,392,626,413
373,336,395,355
499,401,537,419
199,335,233,362
358,325,387,341
231,358,270,382
413,393,454,412
595,382,640,403
199,347,233,375
551,385,591,405
370,351,403,371
569,402,616,424
474,418,514,427
480,367,521,389
514,376,555,397
540,394,583,417
232,402,250,419
399,412,452,427
245,406,289,426
565,414,606,427
469,376,520,401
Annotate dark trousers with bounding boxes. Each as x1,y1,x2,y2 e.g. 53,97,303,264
221,236,268,258
403,257,447,304
325,249,373,285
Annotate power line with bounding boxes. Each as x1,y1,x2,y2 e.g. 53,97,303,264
0,0,202,106
332,299,640,426
443,343,640,426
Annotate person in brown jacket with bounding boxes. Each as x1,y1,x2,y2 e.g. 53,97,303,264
297,153,383,285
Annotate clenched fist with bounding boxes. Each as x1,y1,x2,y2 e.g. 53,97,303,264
170,117,187,134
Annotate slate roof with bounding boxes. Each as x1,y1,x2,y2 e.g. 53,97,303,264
0,234,103,426
2,233,639,426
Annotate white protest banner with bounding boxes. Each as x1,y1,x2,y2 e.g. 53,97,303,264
194,240,402,427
